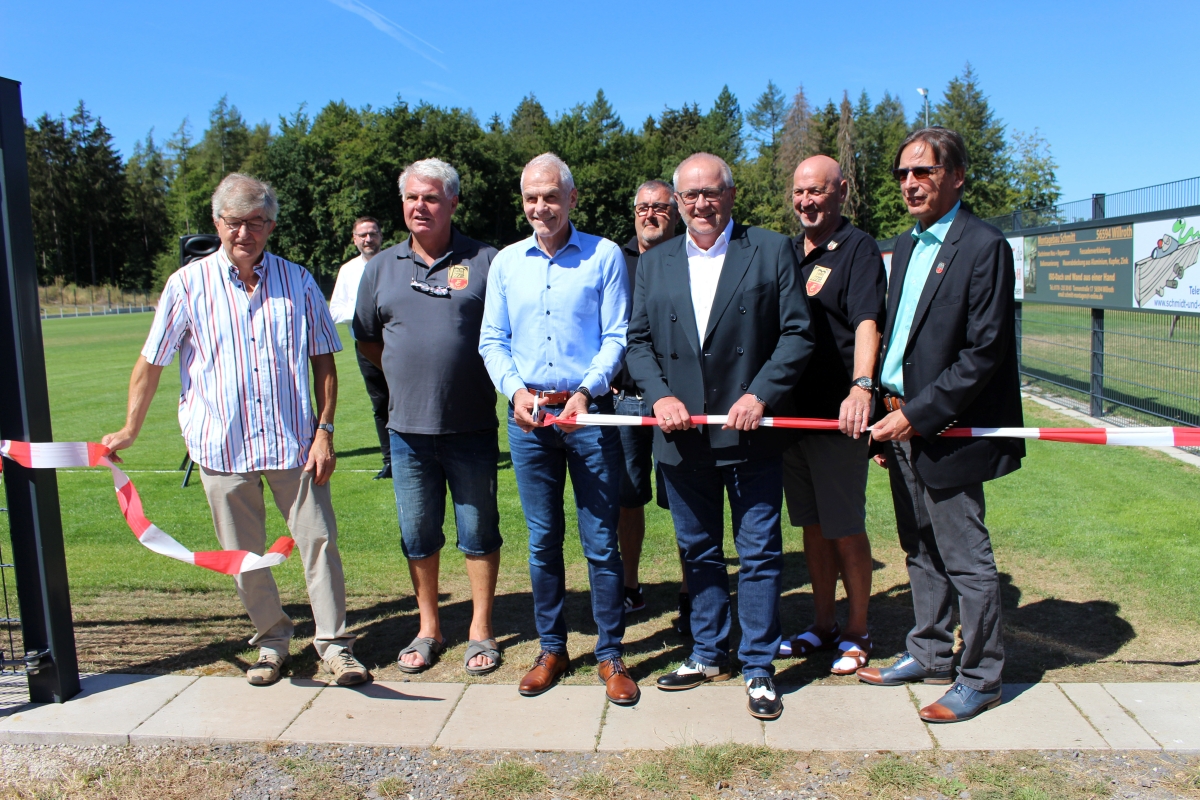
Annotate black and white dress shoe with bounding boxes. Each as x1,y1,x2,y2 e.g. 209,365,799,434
746,676,783,720
656,657,732,691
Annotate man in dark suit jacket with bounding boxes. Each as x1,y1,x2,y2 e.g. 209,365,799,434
858,127,1024,724
625,153,815,721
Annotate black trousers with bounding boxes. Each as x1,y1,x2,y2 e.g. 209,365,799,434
888,440,1004,691
356,345,391,466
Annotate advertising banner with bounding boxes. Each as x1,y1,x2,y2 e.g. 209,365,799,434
1132,216,1200,314
1019,225,1134,308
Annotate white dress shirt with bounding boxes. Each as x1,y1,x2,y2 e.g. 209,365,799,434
685,218,734,342
328,253,367,325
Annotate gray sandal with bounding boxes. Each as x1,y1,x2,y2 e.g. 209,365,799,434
463,638,501,676
396,636,446,674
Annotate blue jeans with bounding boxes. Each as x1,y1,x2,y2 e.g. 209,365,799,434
389,429,502,560
507,397,625,662
659,457,784,679
614,394,654,508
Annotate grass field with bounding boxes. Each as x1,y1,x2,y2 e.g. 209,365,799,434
2,313,1199,685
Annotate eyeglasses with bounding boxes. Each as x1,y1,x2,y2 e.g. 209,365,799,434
634,202,674,217
891,165,944,182
354,231,381,239
675,187,728,205
219,215,271,233
410,278,450,297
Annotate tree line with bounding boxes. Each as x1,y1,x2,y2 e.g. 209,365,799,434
24,64,1059,291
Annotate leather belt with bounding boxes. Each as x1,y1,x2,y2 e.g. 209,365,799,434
530,389,572,405
882,395,906,413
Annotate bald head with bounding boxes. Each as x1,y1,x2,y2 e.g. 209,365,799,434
793,155,848,246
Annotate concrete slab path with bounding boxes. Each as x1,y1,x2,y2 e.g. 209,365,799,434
1,675,1196,752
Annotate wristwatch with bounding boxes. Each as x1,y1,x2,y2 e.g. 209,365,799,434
574,386,593,403
851,376,875,392
752,393,767,407
317,423,335,436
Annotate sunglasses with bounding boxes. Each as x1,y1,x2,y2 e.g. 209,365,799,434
410,278,450,297
891,165,944,182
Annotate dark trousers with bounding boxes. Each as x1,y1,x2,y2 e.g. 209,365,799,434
356,346,391,466
888,440,1004,691
659,457,784,680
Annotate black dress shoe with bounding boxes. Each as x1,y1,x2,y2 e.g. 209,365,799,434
656,657,732,690
746,676,782,720
374,464,392,480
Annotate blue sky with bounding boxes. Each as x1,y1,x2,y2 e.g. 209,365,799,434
0,0,1187,205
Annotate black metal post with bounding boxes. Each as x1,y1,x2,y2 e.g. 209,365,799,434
1092,193,1106,221
0,77,80,703
1090,308,1105,418
1014,302,1023,363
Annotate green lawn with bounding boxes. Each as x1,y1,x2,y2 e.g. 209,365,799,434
3,313,1199,681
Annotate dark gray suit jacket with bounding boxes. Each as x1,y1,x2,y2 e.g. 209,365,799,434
625,223,815,467
878,207,1025,488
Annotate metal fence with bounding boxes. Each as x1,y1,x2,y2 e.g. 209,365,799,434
1018,304,1200,433
985,175,1200,233
0,476,23,675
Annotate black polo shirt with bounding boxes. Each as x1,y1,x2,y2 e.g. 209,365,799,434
353,228,499,434
611,236,643,394
791,217,887,420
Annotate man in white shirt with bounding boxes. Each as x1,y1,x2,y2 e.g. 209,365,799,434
625,153,815,720
329,217,390,479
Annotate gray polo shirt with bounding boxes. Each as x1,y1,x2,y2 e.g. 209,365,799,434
353,229,499,434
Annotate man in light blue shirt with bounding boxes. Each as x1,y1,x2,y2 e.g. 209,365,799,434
878,199,960,395
479,153,638,706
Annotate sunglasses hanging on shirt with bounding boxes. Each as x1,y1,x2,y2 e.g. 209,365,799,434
410,264,451,297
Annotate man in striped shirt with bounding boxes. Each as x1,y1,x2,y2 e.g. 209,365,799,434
101,173,370,688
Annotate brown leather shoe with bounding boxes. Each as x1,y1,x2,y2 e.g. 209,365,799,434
519,650,569,696
598,658,640,705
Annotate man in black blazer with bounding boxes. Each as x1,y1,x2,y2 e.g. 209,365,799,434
625,153,815,720
858,127,1024,723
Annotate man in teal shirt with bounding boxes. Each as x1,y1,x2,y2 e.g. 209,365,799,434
859,127,1024,724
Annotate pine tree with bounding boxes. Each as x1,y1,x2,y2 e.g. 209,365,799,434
1008,128,1060,212
836,91,860,224
747,80,786,156
776,85,813,182
855,92,912,238
124,131,171,289
931,64,1011,218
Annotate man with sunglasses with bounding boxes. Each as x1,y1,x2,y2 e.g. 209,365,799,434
625,153,815,720
329,217,391,480
354,158,503,677
859,127,1024,724
479,153,638,706
102,173,369,688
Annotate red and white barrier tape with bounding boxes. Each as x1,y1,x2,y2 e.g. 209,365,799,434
0,441,294,575
543,414,1200,447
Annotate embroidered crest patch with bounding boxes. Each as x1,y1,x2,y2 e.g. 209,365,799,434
448,264,469,290
806,266,832,296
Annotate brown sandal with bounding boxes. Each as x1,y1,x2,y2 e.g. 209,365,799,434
778,622,841,658
830,633,872,675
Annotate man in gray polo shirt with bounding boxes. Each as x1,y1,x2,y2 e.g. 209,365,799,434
354,158,503,676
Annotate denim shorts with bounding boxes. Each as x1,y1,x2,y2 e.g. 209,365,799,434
389,429,502,560
614,394,655,508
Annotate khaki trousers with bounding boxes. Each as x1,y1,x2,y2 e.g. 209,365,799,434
199,465,353,660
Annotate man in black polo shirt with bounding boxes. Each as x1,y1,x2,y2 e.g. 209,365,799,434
614,179,690,629
354,158,503,677
779,155,886,675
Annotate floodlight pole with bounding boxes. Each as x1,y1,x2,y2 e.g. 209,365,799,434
0,76,81,703
917,88,930,128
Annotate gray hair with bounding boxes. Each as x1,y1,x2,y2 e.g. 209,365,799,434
634,179,677,210
211,173,278,221
672,153,735,190
521,152,575,193
398,158,461,199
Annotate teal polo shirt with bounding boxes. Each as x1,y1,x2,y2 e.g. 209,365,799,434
880,201,960,396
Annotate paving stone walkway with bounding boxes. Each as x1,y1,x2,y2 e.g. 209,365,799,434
1,675,1197,752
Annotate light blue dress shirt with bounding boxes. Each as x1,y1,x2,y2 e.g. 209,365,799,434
880,201,960,396
479,224,629,401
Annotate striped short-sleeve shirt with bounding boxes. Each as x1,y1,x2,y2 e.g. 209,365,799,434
141,248,342,473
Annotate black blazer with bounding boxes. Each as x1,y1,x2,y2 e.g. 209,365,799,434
878,207,1025,488
625,223,815,467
